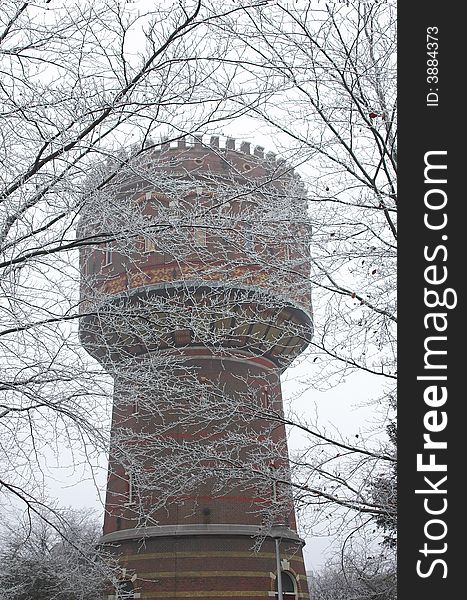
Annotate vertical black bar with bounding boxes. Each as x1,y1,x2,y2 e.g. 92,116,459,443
398,2,461,597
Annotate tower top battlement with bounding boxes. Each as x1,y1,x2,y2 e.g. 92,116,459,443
134,133,282,163
102,133,304,190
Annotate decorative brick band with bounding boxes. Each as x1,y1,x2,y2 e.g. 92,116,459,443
122,593,309,599
123,593,310,599
121,550,304,563
83,270,312,316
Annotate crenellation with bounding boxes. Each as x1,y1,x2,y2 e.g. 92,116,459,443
240,141,251,155
113,134,302,180
192,133,204,147
254,145,265,158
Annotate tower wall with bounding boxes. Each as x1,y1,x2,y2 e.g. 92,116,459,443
79,135,312,599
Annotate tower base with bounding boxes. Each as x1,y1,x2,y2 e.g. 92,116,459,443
101,525,310,599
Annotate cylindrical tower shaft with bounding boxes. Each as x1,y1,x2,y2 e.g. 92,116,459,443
79,135,312,599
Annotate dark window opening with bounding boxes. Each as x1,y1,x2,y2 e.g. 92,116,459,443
116,580,134,599
261,386,270,409
103,242,112,266
275,572,296,597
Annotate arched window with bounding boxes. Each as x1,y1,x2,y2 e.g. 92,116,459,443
124,471,136,506
143,237,157,253
102,241,112,266
275,572,297,598
261,385,270,409
244,222,254,251
116,580,134,599
193,227,207,247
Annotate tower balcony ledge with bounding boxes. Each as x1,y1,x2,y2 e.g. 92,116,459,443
99,523,305,546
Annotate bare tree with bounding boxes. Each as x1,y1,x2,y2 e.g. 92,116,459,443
0,508,113,600
1,2,316,594
207,0,397,544
1,0,396,592
0,0,269,516
309,545,397,600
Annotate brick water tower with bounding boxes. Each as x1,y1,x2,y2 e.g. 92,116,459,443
79,135,313,599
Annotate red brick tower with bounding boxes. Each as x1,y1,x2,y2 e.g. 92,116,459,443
79,135,313,599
